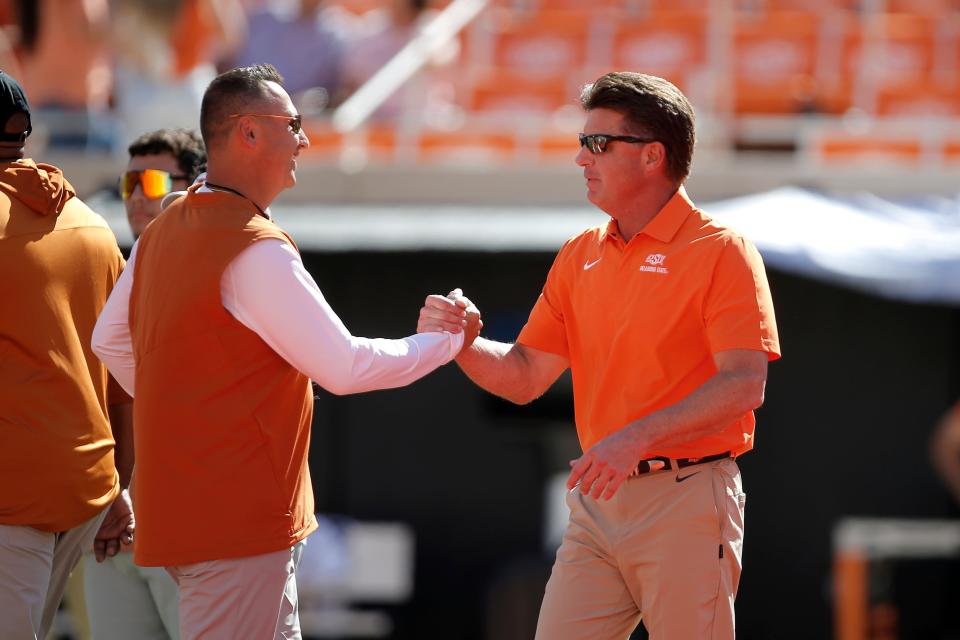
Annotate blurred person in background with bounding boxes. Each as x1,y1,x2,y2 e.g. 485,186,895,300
92,64,480,638
340,0,458,120
13,0,115,151
230,0,349,113
110,0,245,153
0,69,133,640
81,128,207,640
419,71,780,639
931,401,960,504
117,128,206,239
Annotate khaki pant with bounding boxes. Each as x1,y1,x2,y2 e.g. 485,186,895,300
536,458,746,640
0,508,107,640
166,541,305,640
84,551,180,640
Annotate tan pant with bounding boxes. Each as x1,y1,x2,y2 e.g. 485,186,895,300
0,509,107,640
167,541,305,640
84,550,180,640
536,458,746,640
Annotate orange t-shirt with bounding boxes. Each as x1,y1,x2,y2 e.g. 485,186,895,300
129,187,317,567
0,159,124,532
517,187,780,458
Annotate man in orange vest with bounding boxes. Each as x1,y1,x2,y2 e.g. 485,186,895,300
418,71,780,639
0,70,133,640
92,64,480,639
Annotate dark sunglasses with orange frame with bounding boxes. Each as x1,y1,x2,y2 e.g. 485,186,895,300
228,113,303,134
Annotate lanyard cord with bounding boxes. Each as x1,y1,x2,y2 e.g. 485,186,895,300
204,182,269,219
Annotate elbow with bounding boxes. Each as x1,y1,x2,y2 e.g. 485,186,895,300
501,383,542,406
317,379,354,396
90,324,108,361
745,377,766,412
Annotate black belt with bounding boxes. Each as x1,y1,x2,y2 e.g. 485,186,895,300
635,451,732,475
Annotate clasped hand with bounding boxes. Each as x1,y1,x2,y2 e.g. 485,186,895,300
417,288,483,351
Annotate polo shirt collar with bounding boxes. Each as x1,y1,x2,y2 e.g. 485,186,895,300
601,186,695,244
640,185,695,243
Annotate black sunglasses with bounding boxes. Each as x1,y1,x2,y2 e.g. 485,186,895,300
579,133,657,154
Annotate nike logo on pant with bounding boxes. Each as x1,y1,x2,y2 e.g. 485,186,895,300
675,471,701,483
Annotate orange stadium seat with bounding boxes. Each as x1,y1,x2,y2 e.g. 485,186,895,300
485,11,594,75
944,140,960,163
417,129,517,163
886,0,956,13
868,12,939,85
612,11,708,83
643,0,724,12
875,79,960,116
521,0,623,11
812,135,924,165
300,119,345,160
756,0,857,11
538,128,581,163
299,121,399,163
732,12,822,113
467,71,576,114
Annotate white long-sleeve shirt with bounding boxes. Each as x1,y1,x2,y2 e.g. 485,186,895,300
93,218,462,397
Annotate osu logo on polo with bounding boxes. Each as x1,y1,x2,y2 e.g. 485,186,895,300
640,253,669,274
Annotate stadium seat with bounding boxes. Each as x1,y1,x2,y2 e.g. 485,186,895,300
417,129,517,163
467,70,576,114
483,10,595,75
731,12,822,113
611,10,708,83
874,79,960,116
867,12,939,85
811,134,925,165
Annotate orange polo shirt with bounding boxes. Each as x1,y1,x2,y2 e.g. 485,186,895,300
517,187,780,459
0,159,124,532
129,187,317,567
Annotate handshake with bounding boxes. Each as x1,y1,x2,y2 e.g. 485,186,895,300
418,288,483,353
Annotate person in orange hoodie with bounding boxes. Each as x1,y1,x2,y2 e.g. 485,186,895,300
0,70,134,640
92,64,481,639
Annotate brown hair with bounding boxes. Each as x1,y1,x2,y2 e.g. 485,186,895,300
200,64,285,148
580,72,696,182
128,128,206,183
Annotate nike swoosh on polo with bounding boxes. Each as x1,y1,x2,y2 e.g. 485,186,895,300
583,258,602,271
675,471,701,483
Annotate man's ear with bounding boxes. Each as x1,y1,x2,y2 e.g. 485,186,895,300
237,117,257,148
643,141,666,172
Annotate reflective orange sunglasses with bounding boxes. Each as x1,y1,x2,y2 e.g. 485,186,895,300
119,169,188,200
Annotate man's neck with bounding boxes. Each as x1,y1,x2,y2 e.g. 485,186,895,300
0,144,25,162
203,170,273,213
613,185,678,241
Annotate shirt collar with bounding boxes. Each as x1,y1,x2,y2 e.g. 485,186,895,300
602,185,696,244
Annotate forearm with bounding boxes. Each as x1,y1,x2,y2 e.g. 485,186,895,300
309,332,462,395
225,240,463,395
107,402,134,488
455,338,543,404
623,368,766,456
92,246,137,396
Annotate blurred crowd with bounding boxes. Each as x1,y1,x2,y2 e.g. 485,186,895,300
0,0,457,155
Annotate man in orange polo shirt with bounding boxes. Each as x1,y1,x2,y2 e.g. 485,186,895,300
419,71,780,638
0,70,133,640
